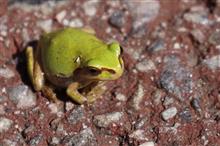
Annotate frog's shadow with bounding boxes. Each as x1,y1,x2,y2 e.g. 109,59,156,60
14,40,72,103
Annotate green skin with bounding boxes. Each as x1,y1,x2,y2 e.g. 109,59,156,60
26,28,124,104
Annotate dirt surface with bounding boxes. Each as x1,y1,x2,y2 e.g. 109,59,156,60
0,0,220,146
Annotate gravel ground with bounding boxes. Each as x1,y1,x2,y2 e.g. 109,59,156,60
0,0,220,146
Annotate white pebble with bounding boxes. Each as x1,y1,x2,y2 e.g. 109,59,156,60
0,117,13,133
136,60,156,72
56,10,66,23
83,0,99,16
7,85,36,109
173,43,181,49
37,19,53,32
161,107,177,121
139,141,155,146
0,67,15,79
116,93,127,101
69,18,83,28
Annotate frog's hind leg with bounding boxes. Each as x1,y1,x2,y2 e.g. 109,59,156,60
26,46,45,91
26,46,61,103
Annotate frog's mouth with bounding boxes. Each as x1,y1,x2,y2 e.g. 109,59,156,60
73,66,123,81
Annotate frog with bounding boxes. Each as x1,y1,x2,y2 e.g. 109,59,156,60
26,27,124,104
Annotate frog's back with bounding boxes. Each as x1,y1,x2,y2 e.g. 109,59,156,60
40,28,105,77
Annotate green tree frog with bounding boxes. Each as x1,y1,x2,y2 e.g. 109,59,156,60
26,28,124,104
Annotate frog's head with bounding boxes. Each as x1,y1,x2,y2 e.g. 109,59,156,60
83,42,124,81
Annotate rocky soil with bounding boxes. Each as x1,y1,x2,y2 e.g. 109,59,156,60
0,0,220,146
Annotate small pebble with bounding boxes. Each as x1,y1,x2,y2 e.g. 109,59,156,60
173,42,181,49
131,84,145,110
50,118,65,134
139,141,155,146
62,19,69,26
21,28,30,44
7,85,37,109
126,0,160,27
160,55,193,101
0,96,7,102
191,29,205,43
203,55,220,70
49,137,60,145
0,117,13,133
109,10,125,29
183,6,210,25
152,89,164,105
0,30,7,37
62,128,96,146
83,0,99,17
115,93,127,102
2,139,16,146
129,129,146,140
28,134,42,146
93,112,123,128
179,108,192,122
161,107,177,121
23,125,35,138
136,59,156,72
0,66,15,79
69,18,83,28
134,117,148,129
163,96,174,107
191,98,202,113
147,39,165,53
0,105,5,115
67,106,84,124
56,10,66,23
209,31,220,45
37,19,52,32
127,48,142,60
65,101,74,112
48,103,59,114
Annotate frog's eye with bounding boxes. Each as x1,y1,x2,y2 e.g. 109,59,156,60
88,67,101,76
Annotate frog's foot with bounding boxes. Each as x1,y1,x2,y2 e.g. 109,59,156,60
42,85,61,104
83,82,107,103
26,46,44,91
67,82,87,104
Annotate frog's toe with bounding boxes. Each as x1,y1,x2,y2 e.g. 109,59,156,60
86,94,99,103
70,95,87,104
42,86,60,103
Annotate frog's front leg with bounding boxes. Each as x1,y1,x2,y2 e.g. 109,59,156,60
83,81,107,103
66,82,87,104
